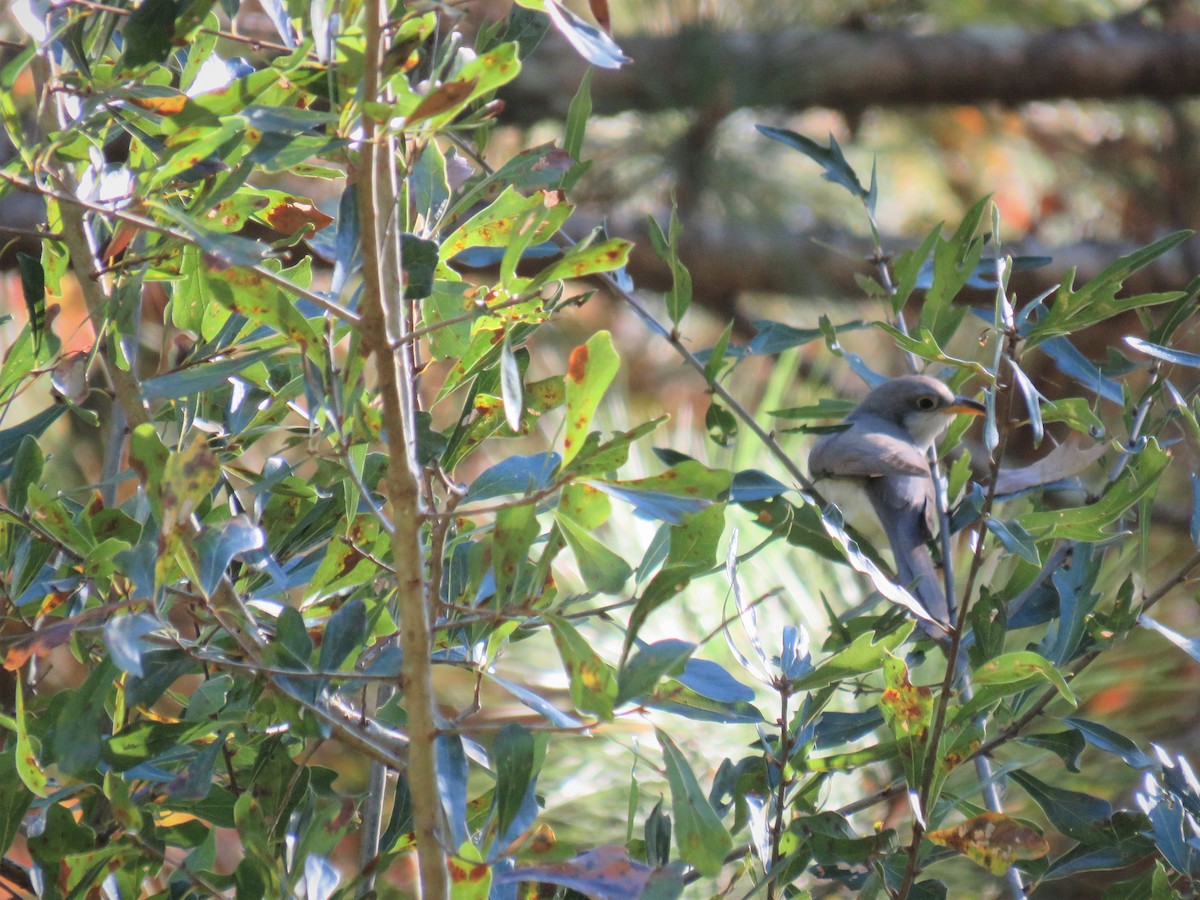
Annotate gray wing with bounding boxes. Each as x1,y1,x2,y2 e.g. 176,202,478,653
810,418,930,480
865,474,949,628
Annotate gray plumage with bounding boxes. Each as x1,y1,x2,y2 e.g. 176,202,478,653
809,375,984,630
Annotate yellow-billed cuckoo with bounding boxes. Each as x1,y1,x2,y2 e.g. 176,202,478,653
809,375,985,629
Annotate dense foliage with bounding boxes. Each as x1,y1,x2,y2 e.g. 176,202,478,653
2,2,1200,899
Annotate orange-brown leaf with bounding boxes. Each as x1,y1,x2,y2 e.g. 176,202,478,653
928,812,1049,875
408,77,478,124
588,0,612,33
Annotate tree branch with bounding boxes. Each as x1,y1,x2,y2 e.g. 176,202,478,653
354,2,447,896
502,21,1200,124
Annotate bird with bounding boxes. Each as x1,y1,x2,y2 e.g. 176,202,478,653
808,375,985,631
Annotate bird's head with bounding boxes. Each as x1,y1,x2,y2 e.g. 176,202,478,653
854,375,985,451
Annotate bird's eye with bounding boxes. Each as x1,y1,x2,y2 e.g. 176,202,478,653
916,396,937,410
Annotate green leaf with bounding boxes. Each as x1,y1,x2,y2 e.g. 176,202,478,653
141,346,278,401
647,200,691,327
622,566,694,663
564,68,593,161
316,599,367,673
493,723,536,840
441,186,571,260
548,615,618,720
14,680,47,796
1010,770,1113,842
756,126,870,204
985,518,1041,565
1019,730,1086,773
0,749,32,860
201,259,320,352
8,433,44,512
705,400,738,447
531,236,632,288
1023,231,1191,350
919,195,987,342
1019,439,1169,540
123,0,185,67
704,320,735,384
953,651,1077,726
495,503,540,601
890,225,941,313
665,503,726,570
557,514,632,594
15,252,45,352
0,406,67,467
657,729,732,878
27,801,96,866
617,639,694,706
402,233,439,300
562,330,620,466
874,323,992,378
792,623,916,692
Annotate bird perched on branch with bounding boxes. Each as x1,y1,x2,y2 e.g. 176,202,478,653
809,375,985,630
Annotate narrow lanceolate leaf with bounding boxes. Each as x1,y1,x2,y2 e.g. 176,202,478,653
15,253,45,352
756,126,871,204
647,200,691,327
543,0,630,69
500,336,525,432
1124,335,1200,369
657,729,732,878
562,330,620,466
493,723,536,840
927,813,1049,875
564,68,593,162
532,236,631,287
14,680,48,796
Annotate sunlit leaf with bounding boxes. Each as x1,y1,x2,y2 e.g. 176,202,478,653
562,330,620,466
792,623,916,692
548,615,618,720
927,813,1049,875
657,729,732,877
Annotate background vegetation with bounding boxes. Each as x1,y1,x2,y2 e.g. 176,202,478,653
2,1,1200,898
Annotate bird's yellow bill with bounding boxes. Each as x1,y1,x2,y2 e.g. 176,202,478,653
946,399,986,416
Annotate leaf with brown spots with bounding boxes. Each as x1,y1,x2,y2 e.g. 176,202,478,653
440,187,572,261
879,653,933,793
562,330,619,467
407,77,479,125
928,813,1049,875
14,680,48,796
531,237,631,288
448,842,491,900
493,503,539,604
124,91,190,115
202,257,321,354
260,195,334,235
548,614,617,719
161,438,220,533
